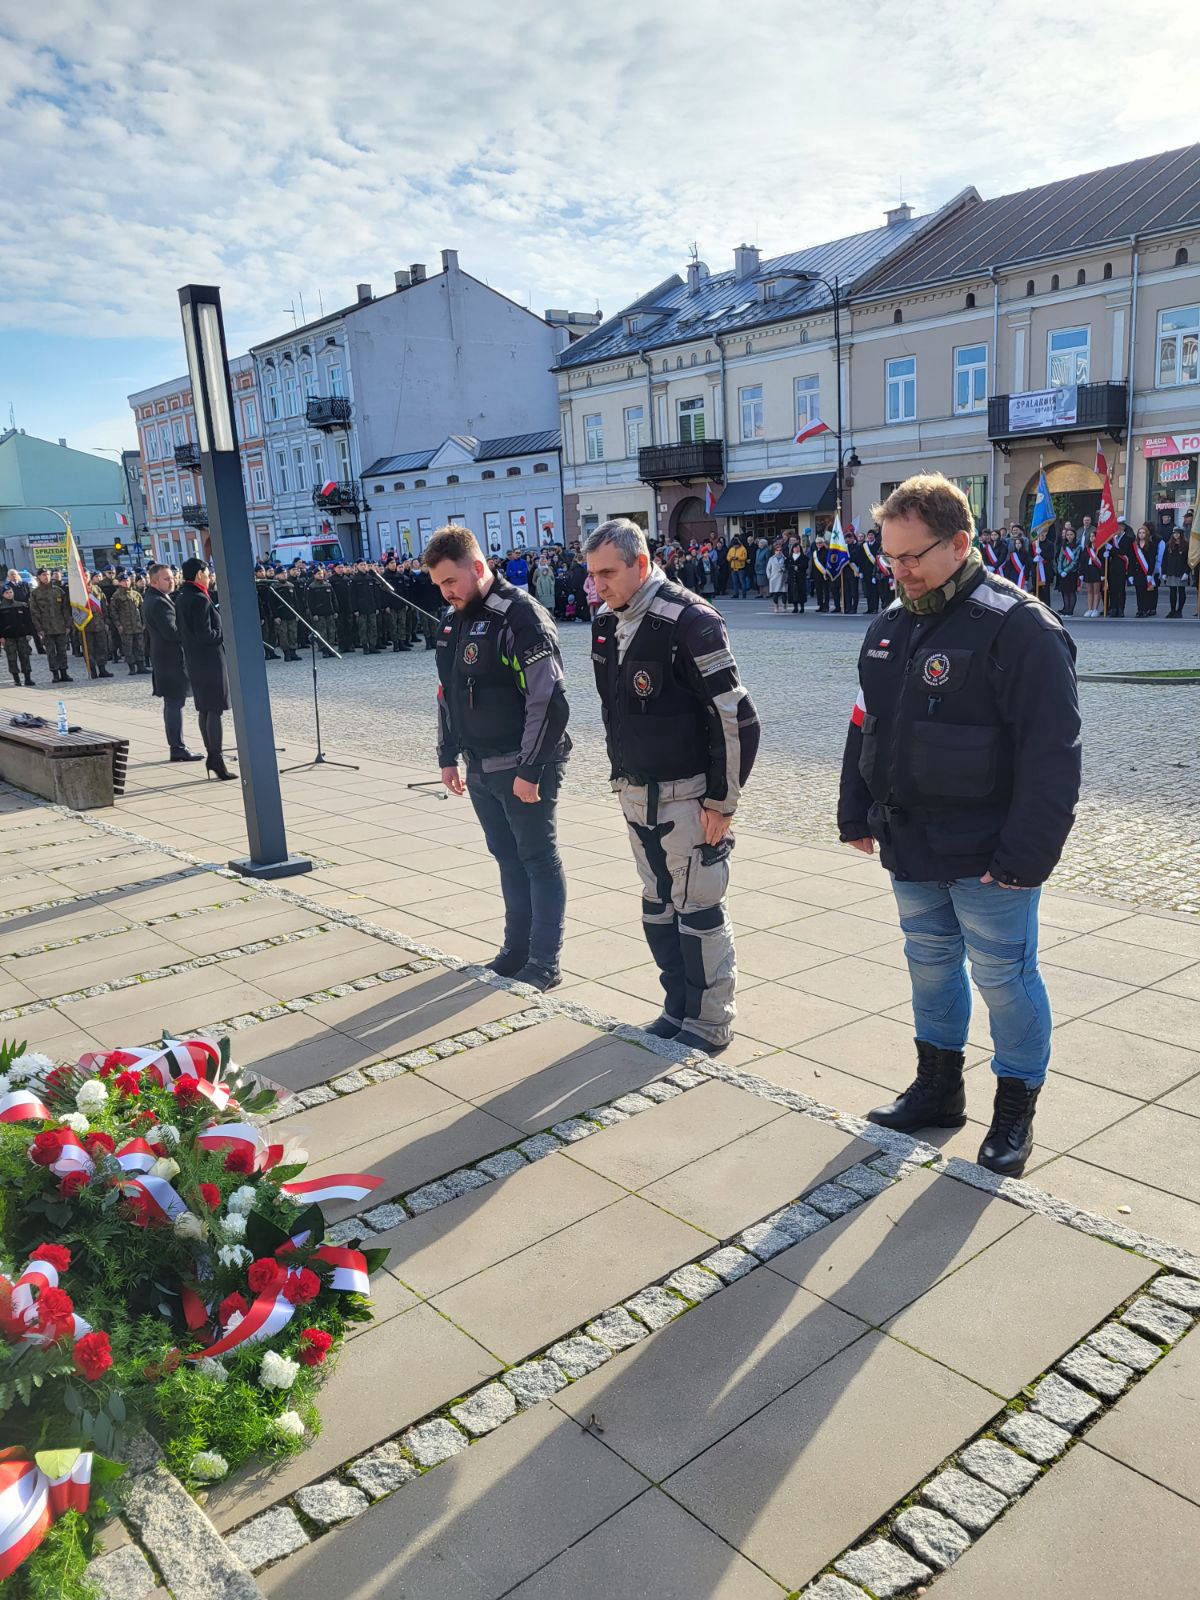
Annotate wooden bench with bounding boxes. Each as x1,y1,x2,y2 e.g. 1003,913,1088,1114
0,713,129,809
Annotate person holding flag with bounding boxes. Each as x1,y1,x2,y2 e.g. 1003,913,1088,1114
810,531,832,612
827,514,849,612
66,527,112,679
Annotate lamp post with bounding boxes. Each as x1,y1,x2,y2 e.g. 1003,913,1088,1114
794,271,852,516
178,284,310,881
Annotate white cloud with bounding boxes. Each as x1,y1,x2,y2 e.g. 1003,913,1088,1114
2,0,1198,368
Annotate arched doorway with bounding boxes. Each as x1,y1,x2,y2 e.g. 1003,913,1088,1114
1019,460,1101,530
670,494,717,546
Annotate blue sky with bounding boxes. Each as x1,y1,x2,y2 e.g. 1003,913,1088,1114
3,1,1198,457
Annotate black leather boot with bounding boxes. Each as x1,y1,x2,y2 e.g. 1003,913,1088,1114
486,947,528,978
867,1040,967,1132
977,1077,1041,1177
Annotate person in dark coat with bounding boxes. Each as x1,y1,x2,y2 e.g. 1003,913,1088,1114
143,563,201,762
175,557,232,779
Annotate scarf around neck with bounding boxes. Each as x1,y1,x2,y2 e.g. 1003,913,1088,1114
898,545,984,615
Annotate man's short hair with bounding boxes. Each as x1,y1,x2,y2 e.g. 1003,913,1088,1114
422,525,482,569
872,473,975,542
584,518,649,566
181,556,207,582
147,562,169,577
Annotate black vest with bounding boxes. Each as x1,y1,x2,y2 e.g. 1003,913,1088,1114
591,580,711,782
436,586,529,759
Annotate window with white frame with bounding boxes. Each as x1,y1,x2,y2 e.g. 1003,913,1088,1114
678,395,706,442
336,437,351,479
584,413,604,462
623,404,647,456
1047,327,1089,387
267,383,279,420
885,356,917,423
173,418,185,445
182,480,195,505
1157,306,1200,387
293,446,307,488
310,442,323,482
328,364,343,397
739,384,764,440
953,344,988,414
275,450,290,494
159,425,172,457
793,375,821,432
252,466,267,502
301,364,316,398
243,398,258,436
283,375,298,417
145,430,158,461
155,486,167,516
169,486,180,512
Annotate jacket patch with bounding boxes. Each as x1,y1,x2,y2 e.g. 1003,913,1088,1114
867,646,890,660
632,667,654,698
462,641,480,665
469,620,490,635
922,652,951,688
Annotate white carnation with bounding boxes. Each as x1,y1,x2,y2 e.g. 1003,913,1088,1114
190,1450,228,1481
221,1212,247,1240
173,1211,205,1241
197,1357,228,1383
151,1156,180,1182
12,1052,53,1075
272,1410,305,1438
61,1112,89,1134
158,1122,181,1148
76,1080,108,1113
259,1349,299,1390
226,1185,257,1213
217,1244,251,1270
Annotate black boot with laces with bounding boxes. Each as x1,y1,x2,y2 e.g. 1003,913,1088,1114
977,1076,1041,1177
866,1039,967,1133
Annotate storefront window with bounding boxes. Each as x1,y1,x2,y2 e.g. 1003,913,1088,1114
1147,454,1197,531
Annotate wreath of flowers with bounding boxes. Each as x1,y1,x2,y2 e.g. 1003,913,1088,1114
0,1033,388,1596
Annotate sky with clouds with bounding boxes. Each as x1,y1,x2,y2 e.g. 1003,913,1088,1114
2,0,1198,456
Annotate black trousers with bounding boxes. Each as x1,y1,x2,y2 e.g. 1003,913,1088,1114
163,697,185,754
466,764,565,970
198,709,224,759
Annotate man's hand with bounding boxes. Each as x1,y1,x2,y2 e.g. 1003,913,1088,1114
846,837,875,856
440,764,464,797
980,872,1021,889
700,806,733,846
512,775,540,804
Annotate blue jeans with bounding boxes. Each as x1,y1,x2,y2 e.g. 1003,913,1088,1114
890,875,1052,1087
466,764,566,970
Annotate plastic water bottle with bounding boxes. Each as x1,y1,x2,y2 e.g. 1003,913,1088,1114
57,699,68,736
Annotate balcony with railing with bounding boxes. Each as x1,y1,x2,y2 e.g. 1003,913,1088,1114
638,439,725,483
306,395,353,430
988,382,1127,448
174,442,202,469
312,480,362,512
181,504,208,528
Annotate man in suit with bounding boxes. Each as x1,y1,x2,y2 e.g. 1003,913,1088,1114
143,563,201,762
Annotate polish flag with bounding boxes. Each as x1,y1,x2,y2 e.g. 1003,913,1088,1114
704,481,717,515
320,479,337,496
1094,441,1120,552
116,512,130,526
850,688,866,729
794,418,830,446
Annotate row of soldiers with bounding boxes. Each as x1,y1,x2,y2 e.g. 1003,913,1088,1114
253,558,440,660
1,568,149,685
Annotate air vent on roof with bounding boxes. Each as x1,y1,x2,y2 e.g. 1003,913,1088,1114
356,283,373,303
734,244,760,280
886,202,913,227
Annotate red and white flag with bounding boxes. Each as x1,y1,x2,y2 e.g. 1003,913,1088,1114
116,512,130,526
319,479,337,496
1094,441,1120,551
704,481,717,516
850,688,866,729
794,418,830,446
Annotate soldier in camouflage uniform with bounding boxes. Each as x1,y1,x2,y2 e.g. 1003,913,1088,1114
109,573,149,674
270,568,301,660
29,569,74,682
78,576,113,677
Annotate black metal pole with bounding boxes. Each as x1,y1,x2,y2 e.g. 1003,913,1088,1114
179,284,311,880
834,276,844,517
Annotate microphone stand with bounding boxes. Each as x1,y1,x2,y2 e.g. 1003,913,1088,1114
368,568,450,796
268,586,359,773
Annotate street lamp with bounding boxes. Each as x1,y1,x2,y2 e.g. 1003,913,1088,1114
793,271,852,515
178,284,311,881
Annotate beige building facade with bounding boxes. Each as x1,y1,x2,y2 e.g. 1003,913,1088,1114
556,145,1200,546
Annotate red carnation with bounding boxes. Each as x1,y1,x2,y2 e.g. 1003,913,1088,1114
44,1066,72,1093
30,1130,66,1167
121,1194,152,1228
132,1107,159,1127
283,1268,320,1306
247,1258,283,1294
100,1051,127,1076
37,1286,75,1335
84,1130,116,1156
59,1171,90,1198
218,1292,249,1326
174,1078,202,1106
223,1148,255,1175
73,1331,113,1381
297,1327,333,1366
199,1183,221,1210
30,1244,71,1272
113,1071,141,1097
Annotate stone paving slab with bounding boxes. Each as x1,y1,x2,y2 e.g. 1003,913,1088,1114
300,966,526,1051
504,1487,787,1598
768,1166,1030,1326
257,1403,646,1600
934,1443,1200,1599
553,1263,865,1480
447,1033,671,1132
663,1331,1001,1592
1085,1307,1200,1506
205,1302,502,1533
882,1214,1156,1396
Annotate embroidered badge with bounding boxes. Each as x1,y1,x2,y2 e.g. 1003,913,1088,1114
632,668,653,698
462,641,480,665
922,651,950,688
470,620,489,635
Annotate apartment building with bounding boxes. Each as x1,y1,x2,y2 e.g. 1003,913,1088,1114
556,144,1200,545
128,357,275,564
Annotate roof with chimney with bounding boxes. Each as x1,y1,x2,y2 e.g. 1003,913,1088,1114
362,429,560,477
551,197,975,370
860,144,1200,294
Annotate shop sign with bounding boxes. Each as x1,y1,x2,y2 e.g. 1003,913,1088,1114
1158,458,1192,483
1143,433,1200,458
31,540,69,568
758,481,784,504
1006,387,1078,431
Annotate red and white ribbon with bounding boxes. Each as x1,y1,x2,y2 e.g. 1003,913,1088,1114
312,1243,371,1295
114,1137,158,1174
0,1450,93,1580
850,688,867,730
5,1259,91,1347
122,1174,189,1225
182,1245,373,1361
280,1174,384,1205
78,1037,234,1109
35,1129,94,1180
0,1091,52,1123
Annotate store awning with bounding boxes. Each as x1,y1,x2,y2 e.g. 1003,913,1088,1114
712,471,837,517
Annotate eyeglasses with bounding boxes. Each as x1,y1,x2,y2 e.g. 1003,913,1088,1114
879,535,947,572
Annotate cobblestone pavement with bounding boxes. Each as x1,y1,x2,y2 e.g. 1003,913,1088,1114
52,604,1200,912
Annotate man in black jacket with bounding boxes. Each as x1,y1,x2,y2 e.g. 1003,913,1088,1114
586,518,760,1054
428,524,571,990
143,564,201,761
303,567,338,657
0,584,35,685
837,474,1081,1175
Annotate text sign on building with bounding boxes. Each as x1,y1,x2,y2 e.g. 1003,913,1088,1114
1158,457,1192,483
1143,433,1200,458
1006,386,1078,432
31,540,69,569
